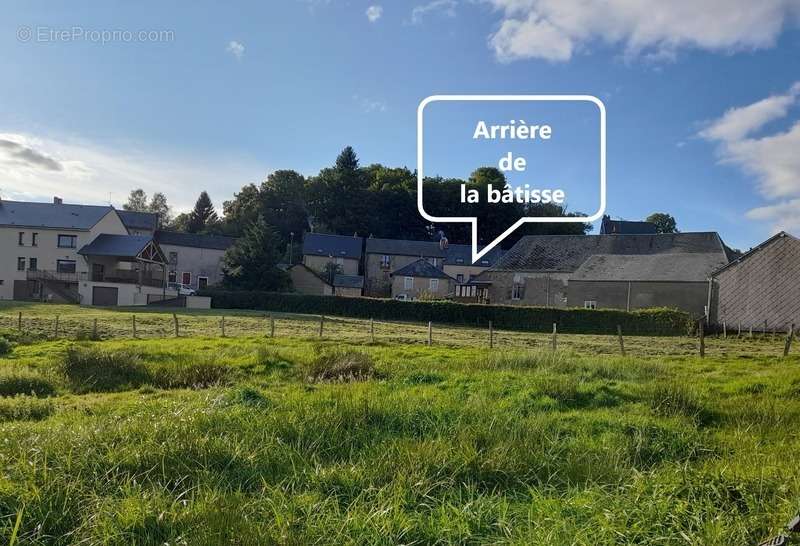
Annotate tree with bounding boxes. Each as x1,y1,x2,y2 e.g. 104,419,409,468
260,170,308,242
123,189,149,212
186,191,219,233
306,146,370,235
122,189,172,227
222,215,290,291
646,212,678,234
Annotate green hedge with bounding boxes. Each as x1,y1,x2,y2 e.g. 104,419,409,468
199,290,694,336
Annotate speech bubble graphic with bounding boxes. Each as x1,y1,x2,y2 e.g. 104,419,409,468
417,95,606,264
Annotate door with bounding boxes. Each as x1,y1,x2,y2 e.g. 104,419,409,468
181,272,191,286
92,286,118,306
198,277,208,290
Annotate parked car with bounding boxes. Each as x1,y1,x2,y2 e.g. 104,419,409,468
168,282,196,296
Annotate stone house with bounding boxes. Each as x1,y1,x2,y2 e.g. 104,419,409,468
154,231,236,290
302,233,362,276
709,231,800,330
364,238,446,297
477,232,730,312
289,263,364,297
390,259,455,300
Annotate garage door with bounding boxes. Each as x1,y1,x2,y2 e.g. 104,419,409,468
92,286,118,306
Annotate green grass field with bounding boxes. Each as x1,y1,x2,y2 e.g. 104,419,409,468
0,303,799,545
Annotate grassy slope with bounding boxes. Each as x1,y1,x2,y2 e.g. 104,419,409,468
0,305,798,544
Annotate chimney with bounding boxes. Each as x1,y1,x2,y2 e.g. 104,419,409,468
53,196,63,205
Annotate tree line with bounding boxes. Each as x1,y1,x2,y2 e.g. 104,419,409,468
123,146,677,290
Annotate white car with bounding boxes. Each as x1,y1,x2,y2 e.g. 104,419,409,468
168,282,196,296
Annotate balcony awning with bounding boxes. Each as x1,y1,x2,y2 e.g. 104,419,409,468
78,234,167,264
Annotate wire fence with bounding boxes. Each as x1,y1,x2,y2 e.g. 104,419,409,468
0,307,796,359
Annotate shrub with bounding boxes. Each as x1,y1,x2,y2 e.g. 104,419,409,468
0,370,57,397
306,349,377,382
200,290,693,336
59,346,149,393
0,336,12,357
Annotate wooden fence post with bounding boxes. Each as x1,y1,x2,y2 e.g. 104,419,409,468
270,314,275,338
173,313,179,337
92,318,98,339
132,314,137,338
737,322,742,338
617,325,626,356
17,312,22,331
319,315,324,337
749,325,753,339
551,323,558,352
699,320,705,358
784,324,795,358
427,321,432,346
221,316,226,337
722,322,727,339
54,315,59,339
370,318,375,343
489,321,494,349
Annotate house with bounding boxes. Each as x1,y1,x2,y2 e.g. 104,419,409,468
709,231,800,330
288,263,364,297
390,259,455,300
567,253,727,315
0,197,132,303
599,215,658,235
154,231,236,290
365,238,446,297
442,244,503,284
77,233,169,306
477,232,730,312
302,233,362,276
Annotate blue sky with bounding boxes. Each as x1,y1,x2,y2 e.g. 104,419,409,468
1,0,800,250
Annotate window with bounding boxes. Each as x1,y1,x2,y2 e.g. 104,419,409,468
32,233,38,247
429,278,439,291
181,272,191,286
511,283,523,300
404,276,413,290
584,300,597,310
456,274,464,283
168,270,177,283
168,252,178,265
18,232,24,246
57,234,77,248
56,260,76,273
198,276,209,290
28,258,37,271
17,257,25,271
380,255,391,269
429,257,439,267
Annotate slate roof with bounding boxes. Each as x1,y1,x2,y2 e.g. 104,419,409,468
78,234,156,258
571,253,728,282
155,230,236,251
492,233,728,272
711,231,799,276
366,237,446,258
444,244,503,267
0,200,113,230
391,259,453,279
333,274,364,289
303,233,362,260
118,210,158,232
600,216,658,235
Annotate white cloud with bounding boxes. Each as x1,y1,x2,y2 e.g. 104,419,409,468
699,82,800,233
226,40,245,60
353,95,387,113
0,132,267,213
366,5,383,22
486,0,800,62
411,0,457,24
